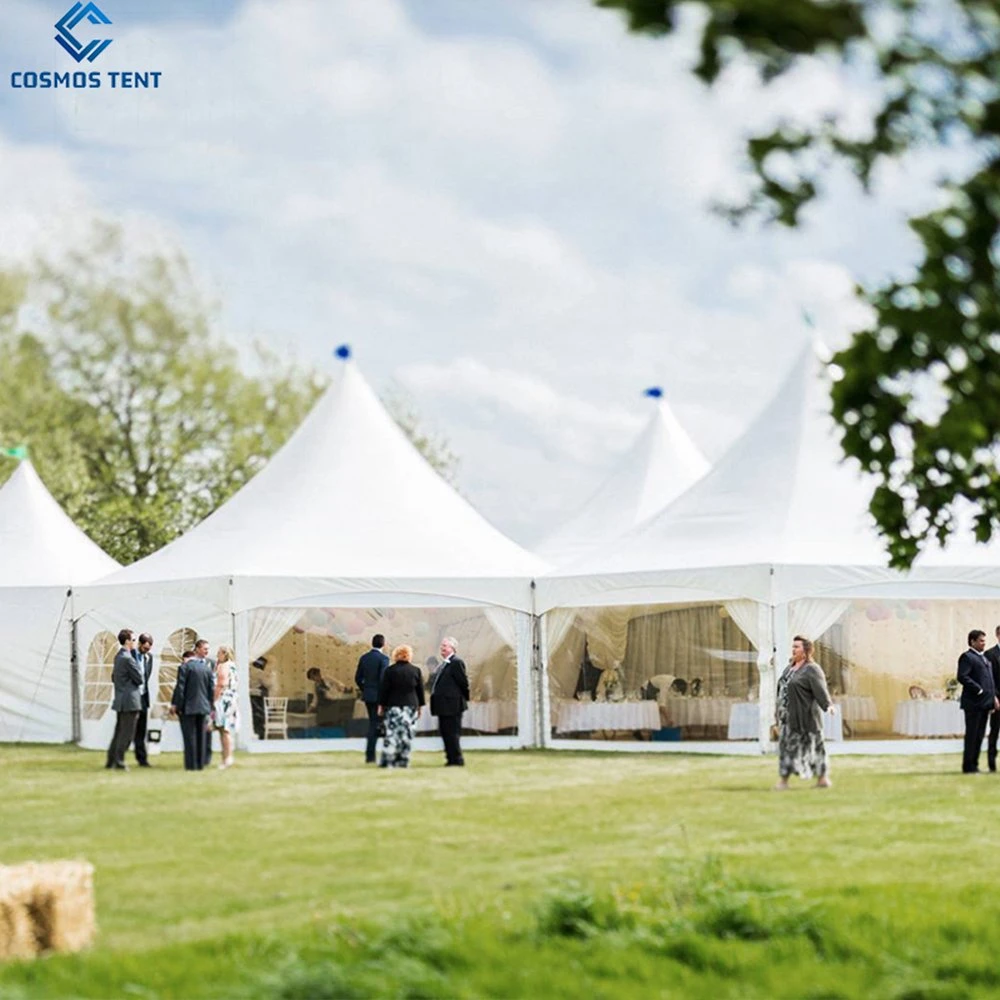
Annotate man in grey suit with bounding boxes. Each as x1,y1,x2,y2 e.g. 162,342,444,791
132,633,154,767
105,628,143,771
170,646,215,771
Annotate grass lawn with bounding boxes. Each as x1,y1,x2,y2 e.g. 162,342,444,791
1,745,1000,998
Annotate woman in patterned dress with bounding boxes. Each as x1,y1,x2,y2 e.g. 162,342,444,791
213,645,239,770
775,635,833,790
378,645,425,769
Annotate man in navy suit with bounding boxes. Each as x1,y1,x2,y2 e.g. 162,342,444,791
985,626,1000,771
105,628,143,771
355,634,389,763
170,648,215,771
132,633,154,767
958,629,998,774
430,636,470,767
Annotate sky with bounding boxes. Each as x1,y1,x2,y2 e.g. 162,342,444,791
0,0,945,546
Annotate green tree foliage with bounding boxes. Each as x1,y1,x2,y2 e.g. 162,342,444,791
597,0,1000,567
0,226,457,564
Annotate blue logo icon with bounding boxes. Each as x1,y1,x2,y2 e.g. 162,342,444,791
55,3,112,63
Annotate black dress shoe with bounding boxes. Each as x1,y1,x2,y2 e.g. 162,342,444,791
137,762,151,767
112,763,129,771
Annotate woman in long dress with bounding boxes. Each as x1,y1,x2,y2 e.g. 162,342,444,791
775,635,833,790
378,645,425,769
213,645,239,770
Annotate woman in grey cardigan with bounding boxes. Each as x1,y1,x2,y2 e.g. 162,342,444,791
775,635,833,790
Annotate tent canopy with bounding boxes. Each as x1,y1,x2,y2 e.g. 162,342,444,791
539,340,1000,610
80,354,545,613
537,391,709,567
0,460,119,587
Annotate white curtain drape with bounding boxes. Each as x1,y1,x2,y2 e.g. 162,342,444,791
249,608,305,660
580,606,632,671
724,600,767,653
485,607,517,651
787,599,850,647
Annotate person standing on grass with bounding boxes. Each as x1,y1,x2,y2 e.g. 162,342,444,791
377,645,425,769
170,643,215,771
957,629,997,775
105,628,144,771
355,634,389,764
191,639,217,765
985,626,1000,772
132,633,154,768
430,636,470,767
774,636,833,791
212,645,239,770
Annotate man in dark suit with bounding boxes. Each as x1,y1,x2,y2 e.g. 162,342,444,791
430,636,470,767
132,633,154,767
105,628,143,771
986,626,1000,771
958,629,998,774
192,639,217,765
355,634,389,763
170,647,215,771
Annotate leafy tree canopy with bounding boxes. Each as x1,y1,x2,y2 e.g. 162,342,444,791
0,225,457,564
598,0,1000,567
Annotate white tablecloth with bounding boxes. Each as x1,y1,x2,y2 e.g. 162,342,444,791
727,703,843,741
554,701,660,734
350,700,516,733
893,700,963,737
839,695,878,722
663,697,737,728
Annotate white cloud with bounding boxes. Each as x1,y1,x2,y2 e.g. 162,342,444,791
0,0,949,543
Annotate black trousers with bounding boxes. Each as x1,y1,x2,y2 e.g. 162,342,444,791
365,701,380,762
988,711,1000,771
133,709,149,765
438,713,464,766
106,711,140,768
963,707,990,773
180,713,209,771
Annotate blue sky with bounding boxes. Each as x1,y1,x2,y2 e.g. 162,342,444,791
0,0,941,544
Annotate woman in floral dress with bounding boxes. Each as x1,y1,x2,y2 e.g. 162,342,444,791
213,645,239,770
378,645,425,769
775,635,833,790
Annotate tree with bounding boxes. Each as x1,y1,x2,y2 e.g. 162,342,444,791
0,225,458,564
597,0,1000,567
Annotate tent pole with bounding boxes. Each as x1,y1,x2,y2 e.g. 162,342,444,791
70,589,81,745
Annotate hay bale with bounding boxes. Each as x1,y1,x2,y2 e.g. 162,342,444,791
0,861,95,961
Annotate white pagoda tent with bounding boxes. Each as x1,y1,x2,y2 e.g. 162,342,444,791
537,388,709,567
0,459,119,742
75,350,547,752
537,340,1000,747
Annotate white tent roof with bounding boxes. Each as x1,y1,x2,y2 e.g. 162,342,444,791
81,354,546,613
0,460,119,587
537,392,709,567
539,340,1000,610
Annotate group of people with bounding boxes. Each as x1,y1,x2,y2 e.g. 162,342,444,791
355,633,470,768
774,626,1000,788
104,628,239,773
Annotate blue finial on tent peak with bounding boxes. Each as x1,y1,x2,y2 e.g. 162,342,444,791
643,386,663,399
334,344,352,360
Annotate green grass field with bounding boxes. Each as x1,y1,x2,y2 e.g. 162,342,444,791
2,745,1000,999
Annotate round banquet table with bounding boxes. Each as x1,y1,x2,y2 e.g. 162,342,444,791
892,699,963,737
554,700,660,734
727,702,843,741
